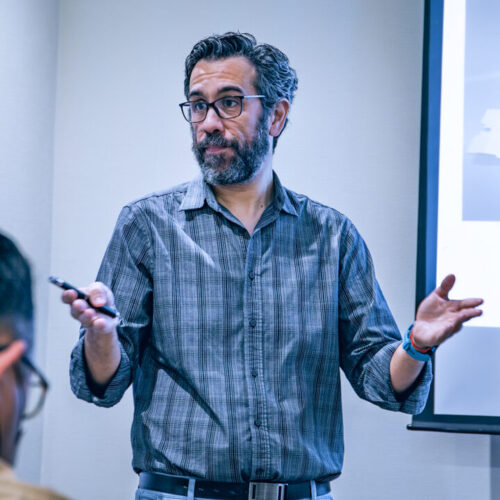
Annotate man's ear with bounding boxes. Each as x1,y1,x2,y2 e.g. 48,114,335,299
269,100,290,138
0,324,30,399
0,340,25,378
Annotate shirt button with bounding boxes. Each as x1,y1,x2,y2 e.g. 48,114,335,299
251,369,258,378
248,271,255,280
254,419,261,428
249,319,257,328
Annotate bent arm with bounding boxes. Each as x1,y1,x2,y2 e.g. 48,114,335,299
67,205,153,405
338,220,431,412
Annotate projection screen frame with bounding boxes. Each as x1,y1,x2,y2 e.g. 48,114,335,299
408,0,500,435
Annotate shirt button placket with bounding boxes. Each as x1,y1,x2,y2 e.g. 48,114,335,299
246,235,267,478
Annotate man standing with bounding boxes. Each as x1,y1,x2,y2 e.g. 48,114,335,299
64,33,482,500
0,233,67,499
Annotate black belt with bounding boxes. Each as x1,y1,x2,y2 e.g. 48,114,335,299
138,472,331,500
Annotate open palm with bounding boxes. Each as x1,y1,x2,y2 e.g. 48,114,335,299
413,274,483,348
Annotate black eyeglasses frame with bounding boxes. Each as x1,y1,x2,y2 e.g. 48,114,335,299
0,343,49,420
179,95,265,123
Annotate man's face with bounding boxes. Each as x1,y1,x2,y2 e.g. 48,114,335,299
0,329,26,465
188,56,271,186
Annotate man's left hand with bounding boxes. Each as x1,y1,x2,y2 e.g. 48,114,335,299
412,274,483,349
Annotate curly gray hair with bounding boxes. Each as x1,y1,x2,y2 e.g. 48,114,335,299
184,32,298,152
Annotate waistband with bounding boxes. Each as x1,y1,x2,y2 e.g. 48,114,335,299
138,472,331,500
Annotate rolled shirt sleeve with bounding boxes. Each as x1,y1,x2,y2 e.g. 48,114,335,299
354,340,432,414
338,220,432,414
69,334,132,407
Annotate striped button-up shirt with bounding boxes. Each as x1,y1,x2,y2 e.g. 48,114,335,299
70,173,431,483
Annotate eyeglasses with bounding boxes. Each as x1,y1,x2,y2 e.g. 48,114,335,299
0,344,49,420
179,95,265,123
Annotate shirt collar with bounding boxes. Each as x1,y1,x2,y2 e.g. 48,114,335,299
179,175,214,212
179,172,298,217
272,172,298,217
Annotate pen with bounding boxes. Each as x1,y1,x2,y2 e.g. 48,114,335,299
48,275,120,319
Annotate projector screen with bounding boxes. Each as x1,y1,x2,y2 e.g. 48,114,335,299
410,0,500,434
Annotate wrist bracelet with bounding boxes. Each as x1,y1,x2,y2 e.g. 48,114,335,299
402,324,436,362
410,330,432,353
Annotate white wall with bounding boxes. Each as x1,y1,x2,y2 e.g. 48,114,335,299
0,0,59,485
3,0,495,499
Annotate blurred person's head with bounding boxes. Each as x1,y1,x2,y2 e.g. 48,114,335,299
0,233,34,465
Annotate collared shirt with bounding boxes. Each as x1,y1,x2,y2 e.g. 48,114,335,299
70,173,431,483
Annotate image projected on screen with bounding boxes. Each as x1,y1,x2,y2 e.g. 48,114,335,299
434,0,500,418
462,0,500,221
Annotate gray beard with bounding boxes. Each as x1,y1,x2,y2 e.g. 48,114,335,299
192,115,270,186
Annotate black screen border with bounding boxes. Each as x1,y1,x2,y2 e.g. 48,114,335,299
409,0,500,435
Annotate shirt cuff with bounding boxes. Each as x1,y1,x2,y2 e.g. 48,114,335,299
360,340,432,415
69,336,132,407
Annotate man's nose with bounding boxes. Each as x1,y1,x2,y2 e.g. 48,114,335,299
199,106,224,135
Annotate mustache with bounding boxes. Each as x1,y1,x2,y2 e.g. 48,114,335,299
196,134,239,152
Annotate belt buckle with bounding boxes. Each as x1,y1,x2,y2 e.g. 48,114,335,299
248,482,286,500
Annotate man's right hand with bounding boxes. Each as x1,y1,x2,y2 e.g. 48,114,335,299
62,282,121,388
62,282,119,335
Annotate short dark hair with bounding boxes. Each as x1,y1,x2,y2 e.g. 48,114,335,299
0,233,33,351
184,32,298,152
